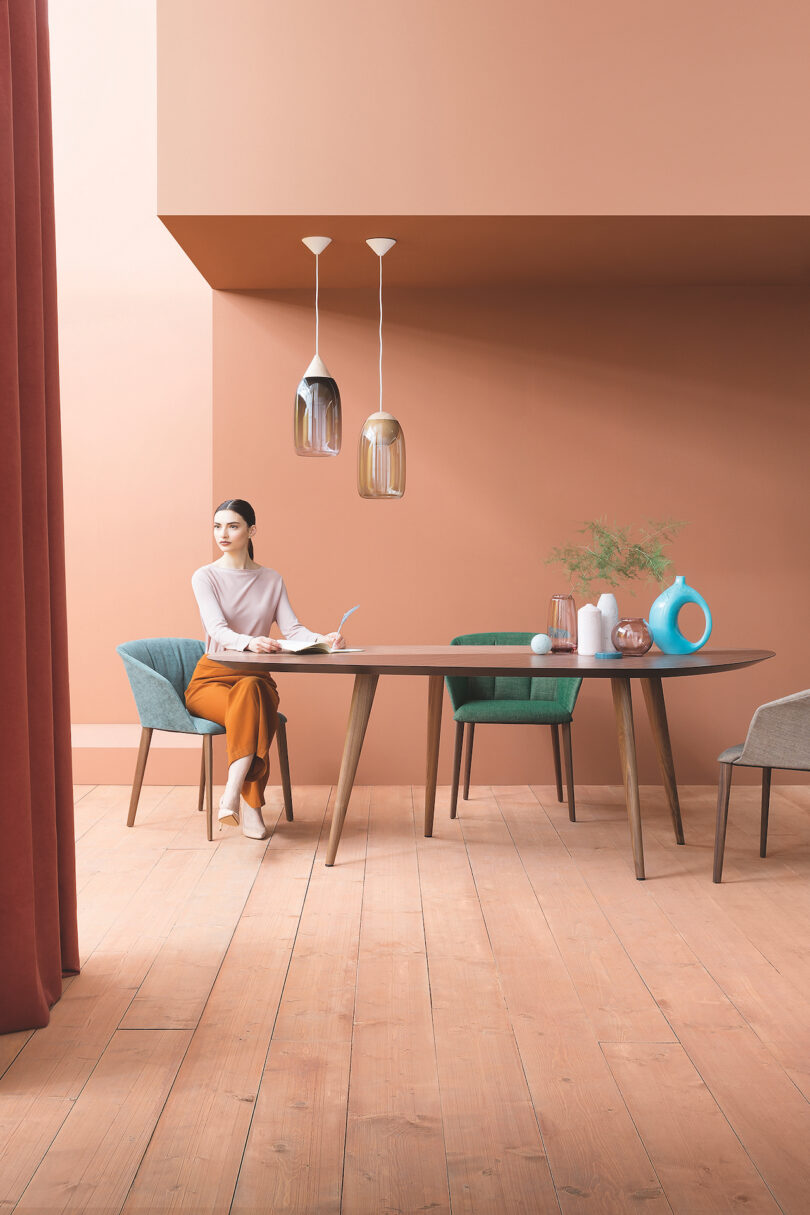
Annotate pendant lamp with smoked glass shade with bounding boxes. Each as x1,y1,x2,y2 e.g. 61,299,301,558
294,236,341,456
358,238,405,498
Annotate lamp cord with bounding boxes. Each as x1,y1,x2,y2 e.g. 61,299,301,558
378,254,383,410
315,253,319,357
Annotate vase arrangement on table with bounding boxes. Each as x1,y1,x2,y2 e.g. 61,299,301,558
611,617,654,656
648,575,712,654
548,593,577,653
545,520,687,655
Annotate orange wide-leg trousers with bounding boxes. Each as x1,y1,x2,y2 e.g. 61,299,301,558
184,655,280,809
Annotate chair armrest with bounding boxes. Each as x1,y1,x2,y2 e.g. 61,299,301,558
119,654,200,734
737,690,810,770
444,675,468,714
555,677,583,716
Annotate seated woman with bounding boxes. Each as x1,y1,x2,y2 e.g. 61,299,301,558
185,497,344,840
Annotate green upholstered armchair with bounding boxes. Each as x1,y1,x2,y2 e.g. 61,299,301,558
116,638,293,841
445,632,583,820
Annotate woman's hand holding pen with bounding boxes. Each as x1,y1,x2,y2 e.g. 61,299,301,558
324,632,345,650
248,636,282,653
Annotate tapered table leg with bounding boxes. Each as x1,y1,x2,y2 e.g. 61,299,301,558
713,763,733,883
325,673,379,866
424,675,443,837
641,675,685,844
611,677,645,880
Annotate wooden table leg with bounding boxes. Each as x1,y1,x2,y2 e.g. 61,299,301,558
611,677,645,880
424,675,443,837
641,675,685,845
325,673,379,866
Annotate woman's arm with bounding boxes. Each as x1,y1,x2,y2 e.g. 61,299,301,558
275,580,326,646
191,570,254,651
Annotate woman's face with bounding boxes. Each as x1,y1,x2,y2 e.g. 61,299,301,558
213,510,254,556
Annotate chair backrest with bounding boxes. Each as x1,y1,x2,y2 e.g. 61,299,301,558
737,689,810,770
446,631,582,714
116,638,206,732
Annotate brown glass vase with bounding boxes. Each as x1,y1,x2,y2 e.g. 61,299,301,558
548,593,577,653
611,617,653,656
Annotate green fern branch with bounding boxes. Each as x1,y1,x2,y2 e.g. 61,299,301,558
546,518,687,598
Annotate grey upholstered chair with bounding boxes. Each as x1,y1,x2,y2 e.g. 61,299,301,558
445,631,583,820
713,690,810,882
116,638,293,842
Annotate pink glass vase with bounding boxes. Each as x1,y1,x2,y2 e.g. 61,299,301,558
611,617,653,656
548,594,577,653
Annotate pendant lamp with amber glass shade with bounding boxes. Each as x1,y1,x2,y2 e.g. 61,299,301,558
294,236,341,456
358,238,405,498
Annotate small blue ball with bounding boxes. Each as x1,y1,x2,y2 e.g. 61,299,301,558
531,633,552,655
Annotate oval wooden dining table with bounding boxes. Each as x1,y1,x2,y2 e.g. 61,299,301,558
211,647,773,879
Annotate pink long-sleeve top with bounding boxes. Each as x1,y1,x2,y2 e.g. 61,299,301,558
191,563,324,655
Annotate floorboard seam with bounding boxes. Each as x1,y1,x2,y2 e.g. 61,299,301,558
411,785,458,1215
116,788,288,1215
457,787,564,1215
227,785,336,1215
338,786,370,1215
529,787,684,1048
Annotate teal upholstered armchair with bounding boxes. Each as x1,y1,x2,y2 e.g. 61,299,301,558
116,638,292,841
445,632,583,819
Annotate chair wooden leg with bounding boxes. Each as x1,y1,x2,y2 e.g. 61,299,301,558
561,720,576,822
462,722,475,800
197,743,205,811
276,719,294,822
450,722,464,819
126,727,152,827
550,723,563,802
713,762,734,883
760,767,772,858
204,734,214,842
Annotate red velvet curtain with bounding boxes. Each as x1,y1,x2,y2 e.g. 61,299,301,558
0,0,79,1033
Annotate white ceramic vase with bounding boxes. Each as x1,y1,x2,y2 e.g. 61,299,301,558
577,604,602,656
597,593,619,652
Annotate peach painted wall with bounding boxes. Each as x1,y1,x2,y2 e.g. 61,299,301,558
212,284,810,786
53,3,810,789
50,2,214,783
158,0,810,216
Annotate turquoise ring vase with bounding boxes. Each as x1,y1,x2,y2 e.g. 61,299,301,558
648,575,712,654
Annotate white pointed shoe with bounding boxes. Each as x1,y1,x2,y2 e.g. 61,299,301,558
241,803,268,841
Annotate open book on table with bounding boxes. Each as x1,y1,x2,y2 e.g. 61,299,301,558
274,606,363,655
276,639,363,654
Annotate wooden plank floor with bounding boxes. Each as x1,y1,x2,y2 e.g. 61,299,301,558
2,780,810,1213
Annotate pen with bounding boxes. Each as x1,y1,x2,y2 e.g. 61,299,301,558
336,605,360,635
